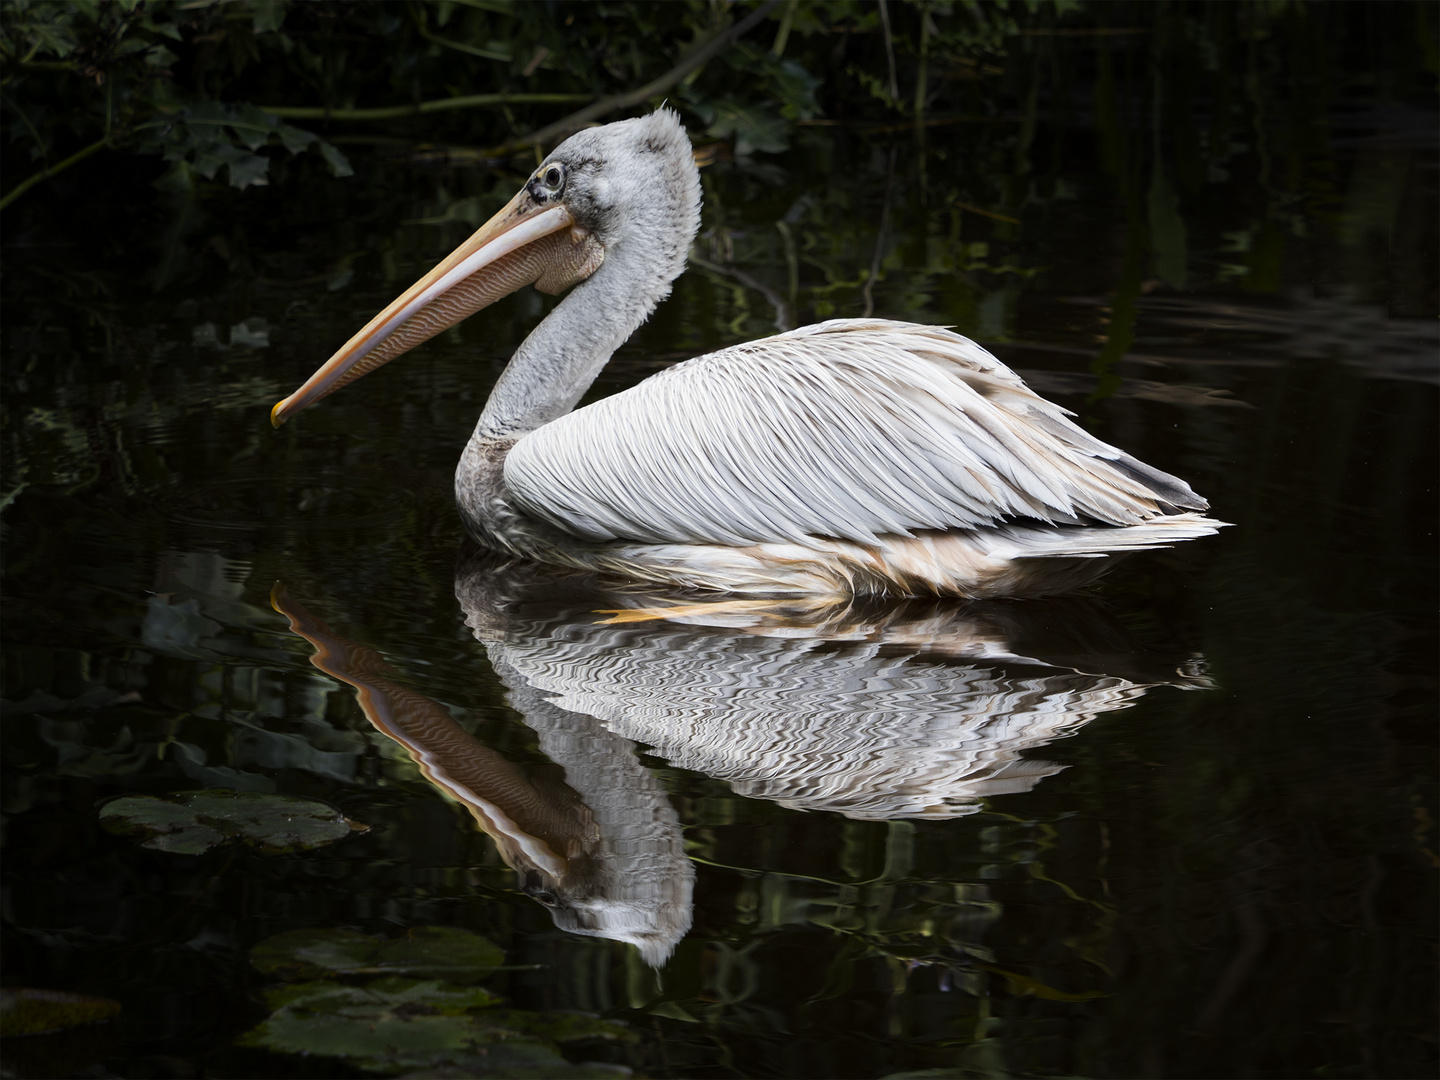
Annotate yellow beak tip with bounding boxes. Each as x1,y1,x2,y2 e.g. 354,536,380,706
270,399,289,428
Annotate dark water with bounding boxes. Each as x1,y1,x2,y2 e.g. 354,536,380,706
3,43,1437,1080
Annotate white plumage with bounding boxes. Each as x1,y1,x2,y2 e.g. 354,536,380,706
274,109,1226,597
507,319,1206,547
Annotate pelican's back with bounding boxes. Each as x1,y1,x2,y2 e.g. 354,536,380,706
504,320,1208,550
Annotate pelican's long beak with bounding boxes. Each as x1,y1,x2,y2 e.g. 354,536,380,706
271,189,590,427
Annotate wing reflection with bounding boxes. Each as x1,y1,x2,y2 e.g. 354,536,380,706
273,558,1210,966
457,553,1211,821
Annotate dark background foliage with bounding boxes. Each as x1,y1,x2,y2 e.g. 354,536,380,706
4,2,1432,208
4,1,1434,332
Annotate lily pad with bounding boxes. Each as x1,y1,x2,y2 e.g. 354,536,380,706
239,977,520,1074
241,929,633,1074
469,1010,636,1045
99,789,368,855
393,1044,633,1078
260,978,503,1017
374,927,507,981
252,926,505,983
0,988,121,1037
238,975,634,1076
251,928,380,980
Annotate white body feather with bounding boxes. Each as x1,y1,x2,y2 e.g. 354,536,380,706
505,319,1207,546
476,317,1225,597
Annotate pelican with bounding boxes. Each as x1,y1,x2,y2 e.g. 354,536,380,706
272,109,1224,597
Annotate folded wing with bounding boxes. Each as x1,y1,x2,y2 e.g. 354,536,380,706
503,320,1207,548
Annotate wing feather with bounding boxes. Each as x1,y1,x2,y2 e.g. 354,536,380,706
503,320,1208,547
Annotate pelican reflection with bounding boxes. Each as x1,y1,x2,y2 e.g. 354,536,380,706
458,555,1211,820
274,557,1210,965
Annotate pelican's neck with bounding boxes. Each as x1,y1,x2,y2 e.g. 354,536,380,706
473,238,677,442
458,107,702,548
455,232,689,551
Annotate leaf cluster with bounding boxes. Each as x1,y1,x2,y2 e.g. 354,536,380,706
98,788,369,854
1,0,354,207
1,0,1100,208
240,926,635,1076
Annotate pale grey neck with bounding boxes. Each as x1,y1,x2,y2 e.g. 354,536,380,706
472,242,674,442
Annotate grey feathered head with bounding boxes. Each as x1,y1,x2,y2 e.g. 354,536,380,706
538,108,702,281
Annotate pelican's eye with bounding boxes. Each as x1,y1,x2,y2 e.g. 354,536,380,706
530,162,566,202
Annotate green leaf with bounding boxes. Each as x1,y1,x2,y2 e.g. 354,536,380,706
182,100,232,126
230,105,276,151
251,928,382,980
226,153,271,189
99,790,367,855
361,977,503,1010
100,793,200,835
316,139,354,178
0,989,121,1037
191,140,247,181
238,977,519,1073
20,14,80,60
274,122,316,156
374,926,506,979
240,1001,502,1060
146,823,227,854
699,101,791,155
259,978,502,1015
241,935,629,1073
253,1,289,34
140,16,184,41
186,789,360,851
144,44,178,69
721,44,822,120
474,1010,636,1045
388,1045,633,1077
251,926,506,983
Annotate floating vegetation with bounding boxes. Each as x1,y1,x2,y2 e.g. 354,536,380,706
0,988,121,1037
251,926,506,984
98,789,368,855
240,928,634,1077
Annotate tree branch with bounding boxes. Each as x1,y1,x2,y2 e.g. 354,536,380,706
412,4,512,62
0,138,108,212
503,0,779,153
259,93,591,122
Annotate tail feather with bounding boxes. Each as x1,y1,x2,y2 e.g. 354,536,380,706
1106,453,1210,512
984,512,1229,560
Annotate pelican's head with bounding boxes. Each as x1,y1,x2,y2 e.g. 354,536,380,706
271,108,700,426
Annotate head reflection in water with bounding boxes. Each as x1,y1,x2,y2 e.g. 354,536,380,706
272,583,693,968
274,559,1211,966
